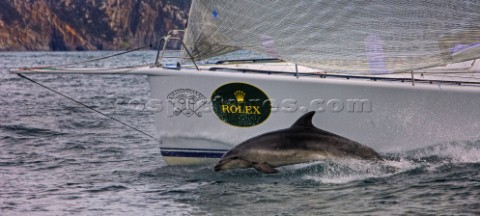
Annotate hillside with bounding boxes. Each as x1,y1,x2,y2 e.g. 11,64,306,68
0,0,190,51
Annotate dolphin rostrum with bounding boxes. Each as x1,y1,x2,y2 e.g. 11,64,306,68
214,111,382,173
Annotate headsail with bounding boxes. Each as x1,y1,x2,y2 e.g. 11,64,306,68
184,0,480,74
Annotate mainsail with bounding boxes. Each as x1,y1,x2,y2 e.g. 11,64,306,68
184,0,480,74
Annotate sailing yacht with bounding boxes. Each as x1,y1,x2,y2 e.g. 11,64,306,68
11,0,480,165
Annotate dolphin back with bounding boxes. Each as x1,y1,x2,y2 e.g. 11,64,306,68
290,111,349,140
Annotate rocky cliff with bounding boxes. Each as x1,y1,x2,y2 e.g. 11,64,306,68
0,0,190,51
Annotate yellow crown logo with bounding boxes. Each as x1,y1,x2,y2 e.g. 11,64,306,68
234,90,246,103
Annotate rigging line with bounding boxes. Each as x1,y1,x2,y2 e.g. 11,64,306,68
17,73,156,139
32,44,153,69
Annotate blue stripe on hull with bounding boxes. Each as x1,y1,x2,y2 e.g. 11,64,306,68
160,147,228,152
160,149,227,158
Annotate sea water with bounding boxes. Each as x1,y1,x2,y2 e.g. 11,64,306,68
1,51,479,215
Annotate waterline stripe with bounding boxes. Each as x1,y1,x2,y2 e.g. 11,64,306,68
160,147,229,152
161,150,225,158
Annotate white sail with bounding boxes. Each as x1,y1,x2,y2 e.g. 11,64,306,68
184,0,480,74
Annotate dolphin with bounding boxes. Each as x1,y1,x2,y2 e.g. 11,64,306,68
214,111,382,173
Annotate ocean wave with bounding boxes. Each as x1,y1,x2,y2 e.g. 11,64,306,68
0,124,67,137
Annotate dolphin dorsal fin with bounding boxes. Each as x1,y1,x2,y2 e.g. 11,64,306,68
291,111,316,128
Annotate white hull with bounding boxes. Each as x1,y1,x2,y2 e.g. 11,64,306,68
11,61,480,165
144,66,480,165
